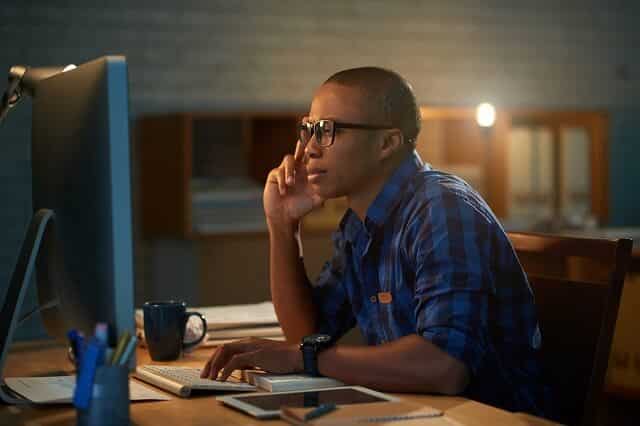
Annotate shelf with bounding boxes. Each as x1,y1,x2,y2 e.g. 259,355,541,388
137,112,301,239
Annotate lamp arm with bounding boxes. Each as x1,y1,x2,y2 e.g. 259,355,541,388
0,65,72,125
0,65,28,124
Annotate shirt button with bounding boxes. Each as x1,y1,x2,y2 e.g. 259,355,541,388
369,295,377,303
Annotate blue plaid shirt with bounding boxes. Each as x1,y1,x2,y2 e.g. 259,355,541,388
311,151,548,416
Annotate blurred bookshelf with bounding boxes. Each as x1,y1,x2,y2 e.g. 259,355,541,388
137,112,348,239
137,112,301,238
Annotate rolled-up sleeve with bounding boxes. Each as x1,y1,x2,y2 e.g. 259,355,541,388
412,187,494,376
311,231,356,340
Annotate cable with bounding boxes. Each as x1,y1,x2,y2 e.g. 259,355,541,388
17,297,60,326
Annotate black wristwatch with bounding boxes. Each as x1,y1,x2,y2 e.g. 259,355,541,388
300,334,333,377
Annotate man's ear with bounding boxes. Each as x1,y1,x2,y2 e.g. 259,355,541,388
379,129,404,161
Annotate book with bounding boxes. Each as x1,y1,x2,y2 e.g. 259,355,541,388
280,401,451,425
241,370,345,392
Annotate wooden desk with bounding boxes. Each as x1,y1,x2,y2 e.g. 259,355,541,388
0,341,556,426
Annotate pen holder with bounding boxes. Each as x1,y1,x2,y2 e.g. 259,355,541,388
76,365,130,426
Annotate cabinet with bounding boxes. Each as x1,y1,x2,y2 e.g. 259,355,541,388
137,112,302,238
417,107,609,225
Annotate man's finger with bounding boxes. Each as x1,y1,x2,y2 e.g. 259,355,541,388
294,140,305,162
311,194,325,209
200,358,212,378
277,166,286,195
207,339,259,379
219,351,258,381
266,169,279,185
208,345,232,380
284,155,295,186
204,348,221,379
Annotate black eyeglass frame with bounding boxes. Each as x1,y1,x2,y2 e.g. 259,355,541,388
299,119,396,148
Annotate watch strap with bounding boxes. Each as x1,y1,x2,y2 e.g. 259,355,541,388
301,345,320,376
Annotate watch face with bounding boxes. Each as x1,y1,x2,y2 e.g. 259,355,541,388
315,334,331,343
303,334,332,345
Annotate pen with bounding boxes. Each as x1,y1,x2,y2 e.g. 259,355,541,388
110,330,131,365
76,332,85,363
117,335,138,366
304,403,337,421
67,329,80,365
94,322,109,345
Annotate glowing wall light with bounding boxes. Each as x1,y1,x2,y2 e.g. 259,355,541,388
476,102,496,128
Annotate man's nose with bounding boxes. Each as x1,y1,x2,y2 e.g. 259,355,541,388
304,135,322,159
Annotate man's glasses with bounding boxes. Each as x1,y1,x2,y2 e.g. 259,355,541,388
298,118,395,148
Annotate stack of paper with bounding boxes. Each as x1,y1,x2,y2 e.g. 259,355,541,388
135,301,285,348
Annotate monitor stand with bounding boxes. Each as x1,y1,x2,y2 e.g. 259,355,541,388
0,209,55,404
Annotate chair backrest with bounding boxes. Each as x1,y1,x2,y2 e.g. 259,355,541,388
507,232,632,426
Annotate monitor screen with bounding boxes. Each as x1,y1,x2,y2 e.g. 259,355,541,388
30,56,134,346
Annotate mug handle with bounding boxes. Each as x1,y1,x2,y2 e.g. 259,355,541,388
183,312,208,350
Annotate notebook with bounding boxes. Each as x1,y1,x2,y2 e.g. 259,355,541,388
205,335,286,347
207,325,284,340
135,330,286,348
280,401,452,425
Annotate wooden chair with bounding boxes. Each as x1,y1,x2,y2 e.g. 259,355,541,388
507,232,632,426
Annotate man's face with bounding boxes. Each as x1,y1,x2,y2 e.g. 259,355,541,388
304,83,383,200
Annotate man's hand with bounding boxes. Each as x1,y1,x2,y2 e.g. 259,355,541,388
200,338,304,381
263,141,324,227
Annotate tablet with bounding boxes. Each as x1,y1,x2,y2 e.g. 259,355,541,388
217,386,400,419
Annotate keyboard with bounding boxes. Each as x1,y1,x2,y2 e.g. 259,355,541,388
134,365,255,398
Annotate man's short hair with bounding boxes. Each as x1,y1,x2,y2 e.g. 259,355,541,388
324,67,421,146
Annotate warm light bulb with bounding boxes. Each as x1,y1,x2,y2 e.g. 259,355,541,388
476,103,496,127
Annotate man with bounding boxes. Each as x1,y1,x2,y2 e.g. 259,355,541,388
201,67,548,416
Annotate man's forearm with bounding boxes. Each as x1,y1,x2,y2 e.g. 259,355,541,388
268,221,317,343
317,334,469,395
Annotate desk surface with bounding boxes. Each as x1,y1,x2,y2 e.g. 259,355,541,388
1,340,556,426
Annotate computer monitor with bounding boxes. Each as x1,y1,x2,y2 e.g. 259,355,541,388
0,56,135,402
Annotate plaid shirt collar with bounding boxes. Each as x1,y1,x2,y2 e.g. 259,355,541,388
340,150,427,242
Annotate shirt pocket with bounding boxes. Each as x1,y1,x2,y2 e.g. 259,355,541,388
376,267,415,341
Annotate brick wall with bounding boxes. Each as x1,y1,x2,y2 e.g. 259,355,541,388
1,0,639,338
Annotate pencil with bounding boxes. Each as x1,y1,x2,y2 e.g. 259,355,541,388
110,330,131,365
117,335,138,366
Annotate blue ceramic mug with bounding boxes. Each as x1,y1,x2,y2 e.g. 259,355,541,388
143,301,207,361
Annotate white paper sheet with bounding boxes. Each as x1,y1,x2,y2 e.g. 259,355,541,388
4,376,171,404
135,329,285,348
